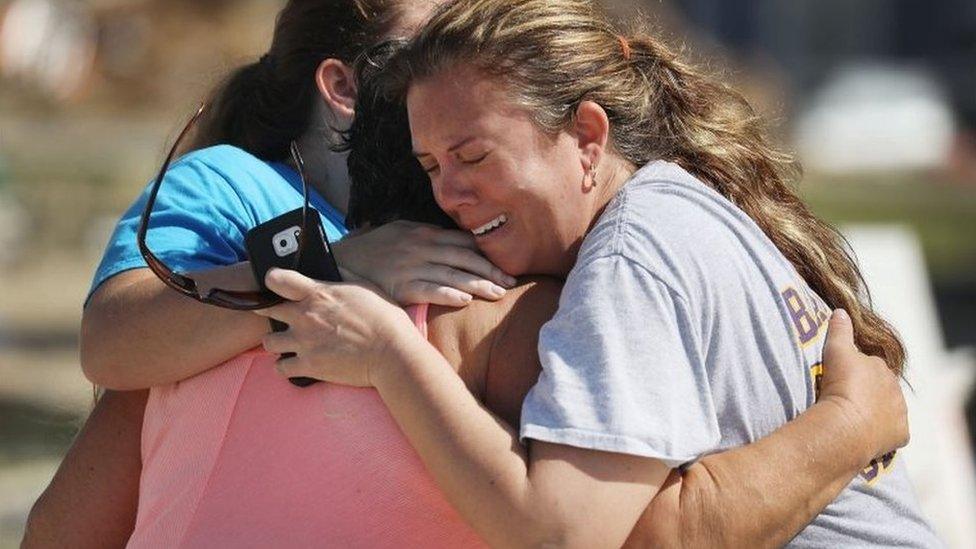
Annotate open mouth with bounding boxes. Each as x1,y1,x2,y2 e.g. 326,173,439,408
471,214,508,237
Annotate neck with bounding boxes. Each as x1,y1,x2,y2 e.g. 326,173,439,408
591,155,637,221
552,156,635,278
293,99,352,215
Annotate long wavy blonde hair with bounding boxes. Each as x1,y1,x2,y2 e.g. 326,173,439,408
393,0,905,373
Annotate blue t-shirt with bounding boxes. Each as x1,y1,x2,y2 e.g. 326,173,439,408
89,144,348,300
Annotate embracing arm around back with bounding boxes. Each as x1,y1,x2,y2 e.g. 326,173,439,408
626,311,908,547
264,272,910,548
34,279,539,547
81,221,514,390
22,390,146,548
53,274,905,548
81,266,268,389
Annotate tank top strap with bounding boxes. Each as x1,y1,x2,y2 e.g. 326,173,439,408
405,303,430,339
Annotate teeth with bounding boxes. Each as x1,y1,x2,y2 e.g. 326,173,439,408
472,214,508,236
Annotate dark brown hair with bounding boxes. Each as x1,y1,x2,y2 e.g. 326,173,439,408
342,40,455,229
185,0,402,161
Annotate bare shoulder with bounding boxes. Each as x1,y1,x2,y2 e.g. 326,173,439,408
426,276,563,425
426,276,562,369
490,276,563,342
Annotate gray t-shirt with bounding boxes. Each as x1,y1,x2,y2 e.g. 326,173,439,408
520,161,940,547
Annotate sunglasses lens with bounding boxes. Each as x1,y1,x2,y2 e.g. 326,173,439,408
205,289,282,310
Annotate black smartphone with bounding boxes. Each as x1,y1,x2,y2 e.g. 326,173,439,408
245,207,342,387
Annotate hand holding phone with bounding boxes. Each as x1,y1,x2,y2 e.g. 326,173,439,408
245,207,342,387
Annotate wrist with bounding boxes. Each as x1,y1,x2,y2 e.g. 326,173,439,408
815,395,877,468
370,327,436,390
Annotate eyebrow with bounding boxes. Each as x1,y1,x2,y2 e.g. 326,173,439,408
412,136,478,158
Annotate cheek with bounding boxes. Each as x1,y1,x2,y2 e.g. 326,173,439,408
521,165,581,227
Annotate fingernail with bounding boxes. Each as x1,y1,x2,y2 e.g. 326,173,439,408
503,275,517,287
833,309,850,322
490,284,507,298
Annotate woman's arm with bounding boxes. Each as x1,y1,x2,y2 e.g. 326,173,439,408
261,272,910,548
81,266,268,389
261,275,670,547
22,390,146,548
625,310,905,548
453,279,904,548
82,221,514,390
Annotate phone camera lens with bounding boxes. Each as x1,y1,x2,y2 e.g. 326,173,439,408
279,239,288,248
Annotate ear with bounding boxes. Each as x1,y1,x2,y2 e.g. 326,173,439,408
315,58,357,126
573,100,610,176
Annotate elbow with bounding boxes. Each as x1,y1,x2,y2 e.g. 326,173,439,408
514,517,626,549
79,336,108,388
22,492,56,548
537,525,631,549
79,312,113,386
79,310,139,390
80,352,141,392
627,468,724,549
476,512,573,549
509,527,573,549
553,528,615,549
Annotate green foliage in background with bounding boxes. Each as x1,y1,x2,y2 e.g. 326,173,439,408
801,174,976,282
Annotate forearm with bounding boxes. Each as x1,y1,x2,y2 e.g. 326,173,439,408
373,336,543,547
629,397,870,548
372,333,661,548
81,272,267,389
23,390,146,548
261,276,662,546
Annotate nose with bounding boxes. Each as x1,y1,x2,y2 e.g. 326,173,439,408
431,164,478,214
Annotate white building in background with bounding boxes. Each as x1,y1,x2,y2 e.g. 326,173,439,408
795,65,956,175
845,225,976,548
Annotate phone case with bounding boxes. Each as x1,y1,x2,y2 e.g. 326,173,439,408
245,207,342,387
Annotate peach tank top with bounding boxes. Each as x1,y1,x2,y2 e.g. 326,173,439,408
127,304,486,548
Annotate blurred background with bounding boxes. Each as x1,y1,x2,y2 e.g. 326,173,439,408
0,0,973,546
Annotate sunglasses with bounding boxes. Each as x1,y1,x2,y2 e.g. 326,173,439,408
137,104,313,310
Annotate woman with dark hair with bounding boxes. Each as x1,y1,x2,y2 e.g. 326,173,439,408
28,0,515,545
261,1,939,546
79,0,515,392
26,4,913,548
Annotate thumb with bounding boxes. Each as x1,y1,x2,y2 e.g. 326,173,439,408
265,268,319,301
824,309,856,363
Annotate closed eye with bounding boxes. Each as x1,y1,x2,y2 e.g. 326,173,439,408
459,151,490,165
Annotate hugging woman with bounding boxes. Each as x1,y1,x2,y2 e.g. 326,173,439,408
259,0,940,547
25,0,930,548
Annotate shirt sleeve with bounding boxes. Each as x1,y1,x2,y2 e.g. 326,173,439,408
87,157,255,302
520,253,719,468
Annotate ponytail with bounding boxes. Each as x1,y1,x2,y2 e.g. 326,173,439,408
185,57,312,160
181,0,402,162
623,36,905,374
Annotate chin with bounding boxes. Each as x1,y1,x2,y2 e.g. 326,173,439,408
485,250,530,278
